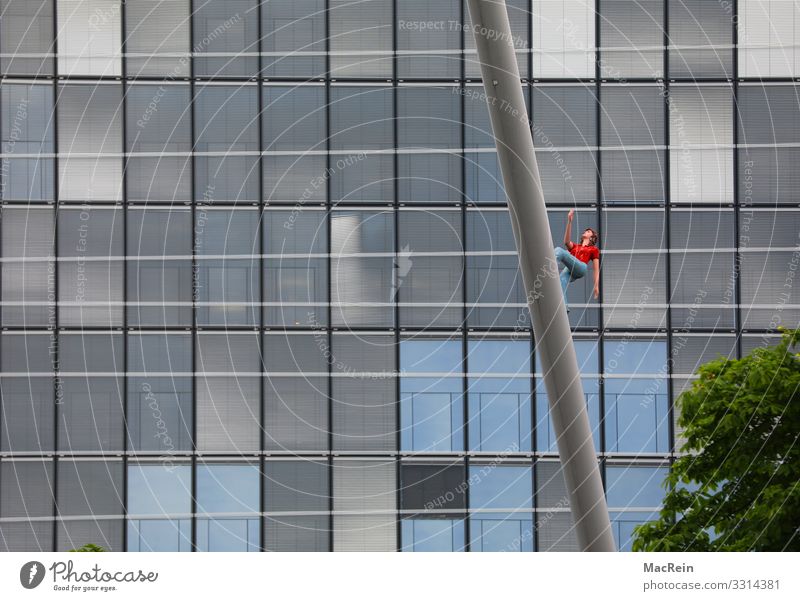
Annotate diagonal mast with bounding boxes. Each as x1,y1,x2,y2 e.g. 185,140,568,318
465,0,616,551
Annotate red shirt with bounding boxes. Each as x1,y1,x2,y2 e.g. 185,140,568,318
569,243,600,264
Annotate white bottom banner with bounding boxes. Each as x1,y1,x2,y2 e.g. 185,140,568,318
0,552,797,600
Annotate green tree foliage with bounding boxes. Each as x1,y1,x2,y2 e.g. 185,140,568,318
69,543,106,552
632,326,800,551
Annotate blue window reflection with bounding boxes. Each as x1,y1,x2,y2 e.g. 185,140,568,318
536,339,600,452
470,513,534,552
603,339,669,454
603,339,666,374
127,464,192,552
609,510,660,551
606,466,668,509
401,519,465,551
468,340,531,452
605,378,669,453
469,465,533,510
196,463,260,552
400,339,463,452
468,465,534,552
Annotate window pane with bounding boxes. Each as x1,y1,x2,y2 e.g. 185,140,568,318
129,463,192,515
738,84,800,206
196,463,260,552
264,459,329,551
0,0,54,75
56,460,123,551
398,210,463,327
600,0,663,78
264,208,328,327
668,0,733,78
467,254,528,327
601,86,665,148
58,333,124,453
600,209,666,327
263,333,328,451
263,85,326,151
329,0,392,78
603,339,669,453
469,465,533,511
196,332,260,452
193,0,259,77
401,462,466,511
604,378,669,453
127,207,192,326
531,84,597,204
0,332,54,452
1,83,54,201
261,0,326,77
470,512,534,552
469,465,534,552
396,0,461,79
194,85,259,202
468,338,531,452
126,83,192,203
127,332,193,452
610,510,660,551
1,206,55,326
532,84,597,148
195,208,260,326
397,86,461,203
0,460,54,551
739,209,800,325
331,334,396,452
332,459,396,551
739,0,800,78
330,86,394,150
331,210,394,327
127,463,191,552
669,86,733,204
125,0,190,77
605,465,668,508
329,86,394,203
401,339,463,452
532,0,594,78
603,338,667,375
57,83,122,202
57,206,123,326
57,0,121,76
741,250,800,328
401,518,465,551
670,210,736,328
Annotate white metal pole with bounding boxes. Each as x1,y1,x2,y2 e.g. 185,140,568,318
465,0,616,551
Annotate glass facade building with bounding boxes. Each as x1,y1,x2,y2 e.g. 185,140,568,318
0,0,798,552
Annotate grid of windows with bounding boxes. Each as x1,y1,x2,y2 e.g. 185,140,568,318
0,0,798,553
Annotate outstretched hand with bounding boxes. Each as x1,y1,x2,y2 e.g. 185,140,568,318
593,285,600,299
567,209,575,221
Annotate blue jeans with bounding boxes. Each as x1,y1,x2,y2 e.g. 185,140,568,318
554,246,587,312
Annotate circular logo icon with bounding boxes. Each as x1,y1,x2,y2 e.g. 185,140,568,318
20,561,45,589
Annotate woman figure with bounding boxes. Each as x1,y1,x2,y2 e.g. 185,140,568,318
553,209,600,313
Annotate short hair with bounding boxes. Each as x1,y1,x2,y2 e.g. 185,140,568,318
583,228,598,246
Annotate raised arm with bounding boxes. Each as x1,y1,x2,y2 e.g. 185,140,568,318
592,256,600,298
564,209,574,250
